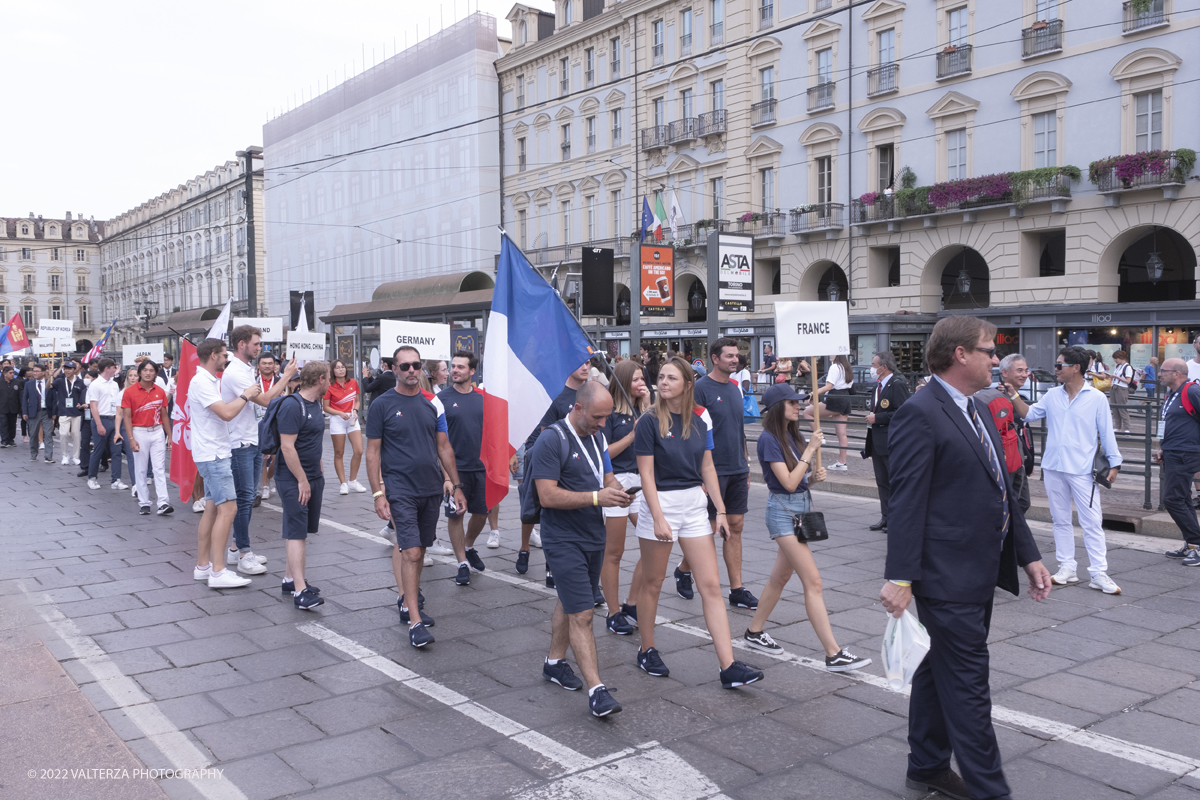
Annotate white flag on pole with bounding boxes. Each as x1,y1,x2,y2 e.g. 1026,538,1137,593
667,190,685,241
206,299,232,341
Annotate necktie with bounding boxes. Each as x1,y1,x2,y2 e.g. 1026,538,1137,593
969,400,1009,533
38,380,45,408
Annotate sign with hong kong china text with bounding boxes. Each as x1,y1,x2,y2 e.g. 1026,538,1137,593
774,301,851,358
286,331,327,362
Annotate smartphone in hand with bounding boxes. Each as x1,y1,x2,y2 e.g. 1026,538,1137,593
625,486,642,497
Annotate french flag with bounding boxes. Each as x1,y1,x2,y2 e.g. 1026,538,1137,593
482,235,595,509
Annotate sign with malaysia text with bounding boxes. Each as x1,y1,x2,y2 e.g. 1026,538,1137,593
232,317,284,343
379,319,451,362
122,343,164,366
639,245,674,317
774,301,850,358
712,232,754,312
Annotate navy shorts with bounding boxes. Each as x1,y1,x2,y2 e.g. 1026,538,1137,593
519,451,540,525
541,538,603,614
447,470,488,518
707,472,750,520
277,474,324,540
390,494,441,550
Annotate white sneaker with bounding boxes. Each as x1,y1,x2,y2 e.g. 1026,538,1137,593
261,485,271,500
237,554,268,575
486,530,501,549
193,565,212,581
38,442,44,450
529,529,542,548
192,499,206,513
1051,566,1078,585
428,540,454,556
1089,572,1121,594
827,462,848,471
424,554,434,567
208,570,252,588
348,480,367,493
61,456,69,465
226,548,239,565
111,480,130,490
339,482,349,495
131,486,138,498
244,551,268,565
379,525,396,545
87,478,101,490
72,458,80,465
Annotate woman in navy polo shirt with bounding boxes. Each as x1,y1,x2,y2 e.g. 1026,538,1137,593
633,356,764,689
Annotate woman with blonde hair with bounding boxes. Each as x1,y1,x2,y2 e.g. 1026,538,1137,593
600,359,652,635
632,356,764,688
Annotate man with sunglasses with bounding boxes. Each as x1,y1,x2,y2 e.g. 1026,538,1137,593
1007,346,1123,594
366,345,466,649
1152,359,1200,565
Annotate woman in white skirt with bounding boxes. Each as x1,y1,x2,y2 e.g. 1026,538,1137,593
600,359,652,635
322,359,366,495
633,356,765,689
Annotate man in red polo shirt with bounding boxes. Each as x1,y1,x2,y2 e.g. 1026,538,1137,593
121,360,174,515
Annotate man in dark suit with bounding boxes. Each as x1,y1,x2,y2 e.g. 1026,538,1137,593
22,362,58,463
0,366,21,446
881,315,1051,800
53,360,87,466
864,350,909,532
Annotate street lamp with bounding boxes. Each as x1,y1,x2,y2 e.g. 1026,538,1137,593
826,280,840,301
134,299,160,333
955,250,972,295
1146,227,1164,284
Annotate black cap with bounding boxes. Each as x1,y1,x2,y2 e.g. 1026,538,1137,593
762,383,805,410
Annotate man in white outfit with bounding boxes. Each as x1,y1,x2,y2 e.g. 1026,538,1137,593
1009,346,1123,594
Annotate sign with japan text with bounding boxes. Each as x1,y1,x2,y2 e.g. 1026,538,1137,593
232,317,284,343
715,233,754,312
380,319,451,361
774,301,850,358
122,343,164,366
639,245,674,317
286,331,327,361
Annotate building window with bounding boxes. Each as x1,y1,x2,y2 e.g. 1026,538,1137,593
561,124,572,160
50,274,60,292
1032,111,1057,167
877,144,894,193
761,168,775,211
586,195,597,241
681,89,694,119
560,58,570,95
681,9,693,55
516,74,525,109
585,48,595,87
610,37,621,78
518,137,527,171
711,0,724,44
947,128,967,179
711,177,724,219
22,305,34,328
879,28,895,64
711,79,724,110
519,19,528,44
652,20,664,63
518,209,528,247
760,0,773,28
76,249,86,262
51,248,60,261
561,200,572,244
80,304,89,327
77,275,87,293
948,6,968,45
51,305,62,320
816,48,832,83
761,67,775,101
563,0,572,24
1135,90,1163,152
816,157,832,204
21,248,31,260
611,189,623,236
653,98,665,127
587,116,597,153
1036,0,1058,19
611,108,623,145
22,274,34,292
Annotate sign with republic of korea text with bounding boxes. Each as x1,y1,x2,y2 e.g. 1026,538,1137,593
122,343,164,366
39,319,74,339
379,319,451,362
286,331,327,361
232,317,284,343
774,301,851,358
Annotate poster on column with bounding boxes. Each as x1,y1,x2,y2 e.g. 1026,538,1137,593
122,343,164,366
379,319,451,361
232,317,284,343
774,301,850,358
286,331,327,362
712,232,755,313
639,245,674,317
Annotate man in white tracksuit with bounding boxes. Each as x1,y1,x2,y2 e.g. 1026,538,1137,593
1009,345,1123,594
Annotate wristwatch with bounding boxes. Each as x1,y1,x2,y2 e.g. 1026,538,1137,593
239,394,249,402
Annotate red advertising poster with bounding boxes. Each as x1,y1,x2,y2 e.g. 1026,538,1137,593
640,245,675,317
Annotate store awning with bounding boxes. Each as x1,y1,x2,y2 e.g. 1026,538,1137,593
145,307,224,339
321,271,495,324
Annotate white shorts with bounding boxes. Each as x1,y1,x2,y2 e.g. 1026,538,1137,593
604,472,646,518
329,414,360,435
636,485,711,541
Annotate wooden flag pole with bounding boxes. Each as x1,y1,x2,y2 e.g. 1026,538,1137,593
809,357,821,471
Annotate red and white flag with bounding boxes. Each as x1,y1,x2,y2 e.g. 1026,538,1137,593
169,339,200,502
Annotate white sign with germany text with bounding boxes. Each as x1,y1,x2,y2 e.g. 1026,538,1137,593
379,319,451,362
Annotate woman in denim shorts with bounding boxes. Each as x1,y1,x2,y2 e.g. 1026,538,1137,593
742,384,871,672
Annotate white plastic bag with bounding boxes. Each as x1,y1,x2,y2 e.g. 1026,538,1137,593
881,610,931,692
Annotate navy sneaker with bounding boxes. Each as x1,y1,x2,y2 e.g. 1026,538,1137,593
1166,544,1197,558
543,659,583,690
729,587,759,610
465,548,486,572
455,564,471,586
398,597,435,627
294,587,325,610
719,660,764,689
399,591,425,609
282,580,320,596
620,603,638,626
1184,549,1200,568
674,567,694,599
516,550,530,574
637,647,670,677
546,570,555,589
606,613,635,635
589,686,622,717
409,622,434,648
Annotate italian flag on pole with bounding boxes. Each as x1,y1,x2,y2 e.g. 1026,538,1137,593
652,193,669,242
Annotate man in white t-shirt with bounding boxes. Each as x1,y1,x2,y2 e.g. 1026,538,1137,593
189,337,262,589
221,325,297,574
86,359,128,491
1188,336,1200,382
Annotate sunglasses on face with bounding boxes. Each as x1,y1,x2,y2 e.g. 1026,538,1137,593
395,361,422,372
1053,362,1080,370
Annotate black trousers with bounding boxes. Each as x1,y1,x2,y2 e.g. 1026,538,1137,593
909,595,1010,800
871,452,890,520
0,412,16,445
1163,451,1200,547
79,416,93,465
1010,468,1031,513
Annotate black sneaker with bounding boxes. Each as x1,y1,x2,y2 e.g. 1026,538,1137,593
825,649,872,672
719,660,764,689
76,469,88,477
729,587,759,609
543,659,583,690
455,564,471,586
399,591,425,609
674,566,694,599
138,506,151,515
589,686,622,717
546,570,555,589
516,550,530,574
157,504,175,515
1166,544,1197,558
398,598,434,627
409,622,434,648
44,456,55,463
465,547,486,572
637,647,670,677
606,613,635,635
621,603,638,626
743,629,783,654
294,587,325,610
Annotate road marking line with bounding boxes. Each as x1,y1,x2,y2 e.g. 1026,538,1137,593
20,584,249,800
297,622,728,798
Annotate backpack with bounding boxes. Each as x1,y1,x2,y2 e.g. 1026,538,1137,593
258,393,303,456
978,389,1023,473
1181,380,1200,422
1118,363,1137,392
518,421,575,525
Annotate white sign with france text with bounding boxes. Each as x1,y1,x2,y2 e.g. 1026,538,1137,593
233,317,284,343
774,301,851,358
122,343,165,366
287,331,327,361
379,319,451,362
39,319,74,338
